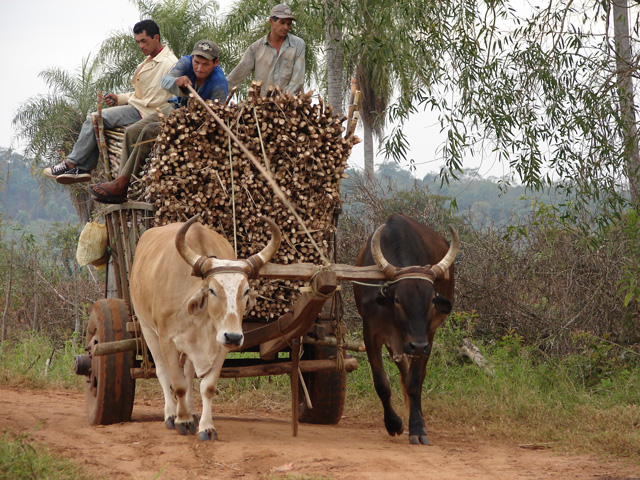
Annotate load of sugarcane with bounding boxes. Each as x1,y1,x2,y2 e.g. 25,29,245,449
131,81,360,321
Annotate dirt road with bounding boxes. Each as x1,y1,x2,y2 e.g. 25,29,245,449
1,386,638,480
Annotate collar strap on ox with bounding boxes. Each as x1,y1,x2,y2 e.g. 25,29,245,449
192,254,262,279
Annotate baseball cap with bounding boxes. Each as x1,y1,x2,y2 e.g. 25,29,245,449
192,39,219,60
270,4,296,20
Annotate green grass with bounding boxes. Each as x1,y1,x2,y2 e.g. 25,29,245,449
0,430,91,480
0,331,84,390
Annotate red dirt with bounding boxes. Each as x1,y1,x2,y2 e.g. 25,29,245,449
1,386,638,480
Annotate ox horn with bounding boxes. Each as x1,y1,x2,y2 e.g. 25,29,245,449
175,214,202,268
370,223,397,279
245,217,282,277
431,226,460,279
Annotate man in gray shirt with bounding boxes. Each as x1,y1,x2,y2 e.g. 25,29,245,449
226,4,305,96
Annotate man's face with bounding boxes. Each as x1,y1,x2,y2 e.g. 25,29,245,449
269,17,293,39
192,55,217,81
135,31,161,57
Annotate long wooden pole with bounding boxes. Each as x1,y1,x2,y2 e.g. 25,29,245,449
130,357,358,380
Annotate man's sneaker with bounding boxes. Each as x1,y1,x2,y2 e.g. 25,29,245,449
43,160,74,179
56,167,92,185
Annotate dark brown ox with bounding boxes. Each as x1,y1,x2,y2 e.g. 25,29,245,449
353,213,459,445
130,215,280,441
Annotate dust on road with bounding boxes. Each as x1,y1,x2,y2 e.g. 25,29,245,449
1,386,638,479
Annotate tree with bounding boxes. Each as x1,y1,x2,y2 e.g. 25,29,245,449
382,0,640,227
12,57,106,223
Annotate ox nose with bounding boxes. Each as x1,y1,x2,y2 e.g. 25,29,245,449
224,332,244,347
406,341,430,356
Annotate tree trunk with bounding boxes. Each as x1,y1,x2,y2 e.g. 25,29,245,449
32,248,39,331
2,240,14,342
363,117,375,234
612,0,640,208
69,188,93,224
325,0,344,115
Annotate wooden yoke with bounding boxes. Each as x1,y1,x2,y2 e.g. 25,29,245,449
241,270,338,354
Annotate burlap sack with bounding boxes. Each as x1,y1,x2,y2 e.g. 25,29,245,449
76,222,108,267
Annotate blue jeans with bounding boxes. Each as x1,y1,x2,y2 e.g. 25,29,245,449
67,105,142,171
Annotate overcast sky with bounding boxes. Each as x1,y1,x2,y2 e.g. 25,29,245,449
0,0,506,179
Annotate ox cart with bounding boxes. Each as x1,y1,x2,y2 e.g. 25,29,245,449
73,90,385,435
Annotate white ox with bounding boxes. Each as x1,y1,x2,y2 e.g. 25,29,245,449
130,215,281,441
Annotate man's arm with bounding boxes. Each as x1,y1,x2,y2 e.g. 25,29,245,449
116,92,134,106
161,57,192,96
226,46,256,89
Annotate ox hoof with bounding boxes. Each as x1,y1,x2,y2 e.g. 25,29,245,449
385,417,404,437
165,416,176,430
175,421,197,436
198,429,218,442
409,435,429,445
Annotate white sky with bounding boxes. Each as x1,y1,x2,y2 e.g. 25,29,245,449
0,0,507,179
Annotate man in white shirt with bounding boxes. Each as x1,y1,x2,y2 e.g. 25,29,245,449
226,4,305,96
44,20,177,185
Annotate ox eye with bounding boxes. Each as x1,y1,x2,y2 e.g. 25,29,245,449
244,288,250,296
209,288,217,297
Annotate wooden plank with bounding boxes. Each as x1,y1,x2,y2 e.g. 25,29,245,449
104,214,123,299
258,262,386,282
130,357,358,380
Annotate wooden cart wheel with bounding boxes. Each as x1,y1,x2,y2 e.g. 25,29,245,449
84,298,136,425
298,343,347,425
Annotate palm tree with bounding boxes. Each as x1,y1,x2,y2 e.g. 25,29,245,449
12,56,106,223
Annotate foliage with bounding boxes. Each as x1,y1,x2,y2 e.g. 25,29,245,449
0,149,76,226
0,431,90,480
616,209,640,309
455,198,639,353
382,0,639,224
0,221,101,341
0,331,84,390
12,57,105,168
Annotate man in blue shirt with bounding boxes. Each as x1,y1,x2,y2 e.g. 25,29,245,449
89,39,228,204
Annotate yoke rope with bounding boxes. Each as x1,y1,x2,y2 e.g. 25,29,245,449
352,275,435,289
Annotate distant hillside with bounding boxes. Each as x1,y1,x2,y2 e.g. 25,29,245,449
345,161,564,227
0,148,76,227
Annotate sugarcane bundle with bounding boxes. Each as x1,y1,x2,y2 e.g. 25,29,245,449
134,82,360,320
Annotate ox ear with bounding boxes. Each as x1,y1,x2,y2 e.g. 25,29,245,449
432,292,452,314
187,287,208,316
247,289,258,310
375,285,395,306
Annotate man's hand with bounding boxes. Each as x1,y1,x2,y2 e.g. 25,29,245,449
175,76,193,89
104,93,117,106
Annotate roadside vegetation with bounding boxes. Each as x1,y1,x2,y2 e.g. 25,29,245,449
0,430,92,480
1,171,639,471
